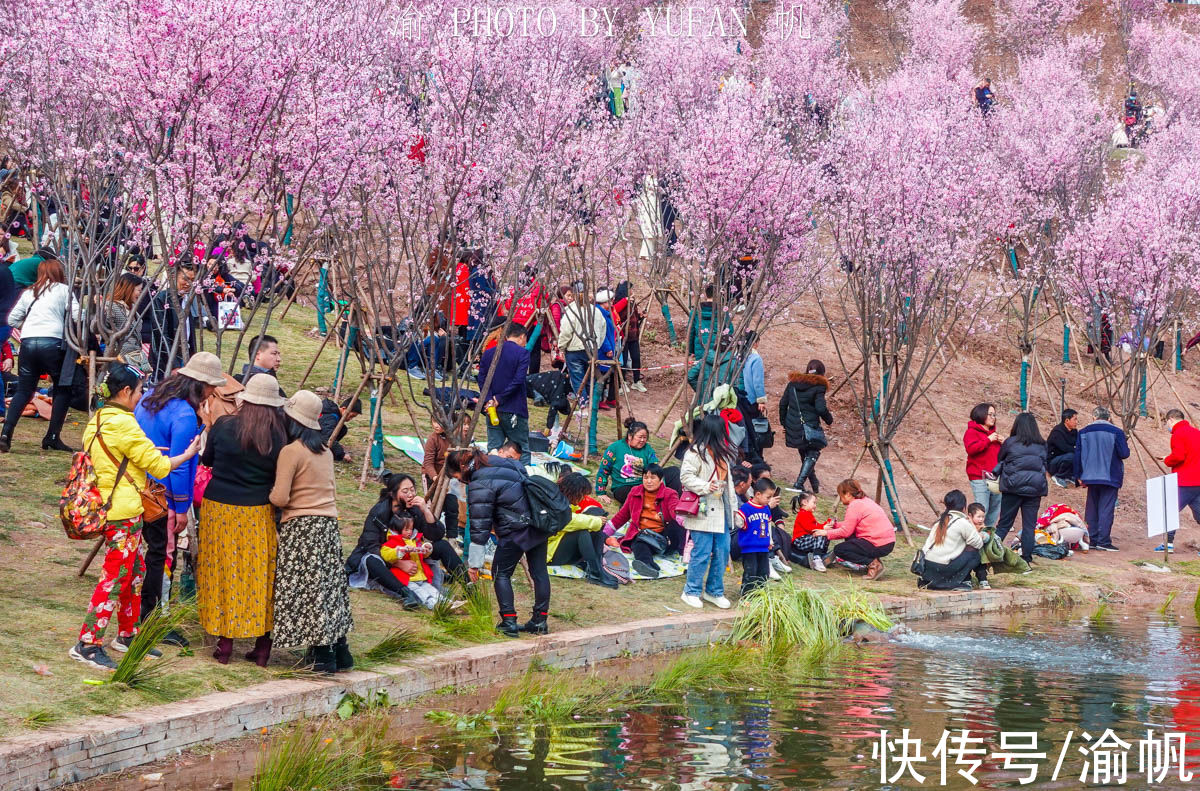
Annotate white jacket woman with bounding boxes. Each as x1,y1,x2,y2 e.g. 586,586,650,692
679,444,737,534
677,414,739,610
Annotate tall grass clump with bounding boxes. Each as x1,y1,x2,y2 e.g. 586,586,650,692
249,715,396,791
728,582,891,653
431,581,499,643
647,644,766,694
108,604,192,696
1158,591,1178,615
359,628,426,668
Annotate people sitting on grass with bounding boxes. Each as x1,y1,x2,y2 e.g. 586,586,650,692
605,463,683,579
422,413,470,539
380,514,461,610
345,474,448,611
678,413,738,610
916,490,986,592
1046,408,1078,488
596,418,659,506
749,461,793,577
810,479,895,580
788,492,830,572
548,472,619,589
736,477,777,596
381,473,465,581
318,395,361,463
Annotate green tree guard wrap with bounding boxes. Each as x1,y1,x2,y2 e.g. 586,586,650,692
283,193,295,246
369,387,385,471
1019,356,1030,411
1178,326,1185,372
316,264,331,336
661,302,678,346
1063,324,1071,364
1140,366,1148,418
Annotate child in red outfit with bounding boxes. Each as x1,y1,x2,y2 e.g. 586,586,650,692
788,492,830,572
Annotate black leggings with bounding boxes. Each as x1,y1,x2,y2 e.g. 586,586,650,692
833,537,894,565
996,494,1041,562
2,336,71,440
631,522,686,570
140,514,174,618
441,493,460,540
624,339,642,383
919,548,987,590
492,540,550,619
362,556,422,608
550,530,606,576
429,538,465,582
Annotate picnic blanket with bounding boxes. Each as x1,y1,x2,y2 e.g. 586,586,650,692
547,550,686,580
383,435,588,474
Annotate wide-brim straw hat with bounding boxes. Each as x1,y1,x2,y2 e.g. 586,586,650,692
283,390,322,431
176,351,227,386
239,373,286,408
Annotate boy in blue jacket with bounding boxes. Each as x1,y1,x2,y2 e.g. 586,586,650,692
737,477,777,595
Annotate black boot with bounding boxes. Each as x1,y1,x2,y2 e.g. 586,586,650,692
496,614,521,638
520,611,549,635
334,636,354,672
0,432,10,453
311,645,337,675
41,433,75,452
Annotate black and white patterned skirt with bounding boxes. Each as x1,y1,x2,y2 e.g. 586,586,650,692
273,515,354,648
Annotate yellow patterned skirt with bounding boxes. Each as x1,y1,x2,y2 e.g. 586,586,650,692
197,500,276,638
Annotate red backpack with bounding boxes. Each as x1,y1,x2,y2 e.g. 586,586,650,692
59,417,128,540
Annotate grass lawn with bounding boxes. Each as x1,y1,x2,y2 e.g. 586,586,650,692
0,308,1115,736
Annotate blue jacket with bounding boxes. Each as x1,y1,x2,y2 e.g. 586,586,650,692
742,350,765,403
597,305,616,369
134,395,201,514
478,340,530,418
1073,420,1130,488
737,501,773,553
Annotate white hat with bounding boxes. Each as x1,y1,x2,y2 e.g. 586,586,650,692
176,351,226,386
595,289,613,304
283,390,323,431
239,373,286,408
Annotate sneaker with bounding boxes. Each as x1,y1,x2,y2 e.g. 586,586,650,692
978,580,991,590
1154,543,1174,553
809,554,827,573
701,593,732,609
70,641,118,671
952,584,973,592
1052,476,1071,488
631,559,660,579
111,636,163,659
433,370,445,382
768,565,782,581
680,593,703,609
633,381,648,393
770,556,792,574
407,367,427,381
161,629,190,647
1095,544,1120,552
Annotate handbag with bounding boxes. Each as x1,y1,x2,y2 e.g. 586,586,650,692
910,549,927,577
791,389,827,449
95,431,169,524
676,468,717,517
634,528,669,555
752,417,775,449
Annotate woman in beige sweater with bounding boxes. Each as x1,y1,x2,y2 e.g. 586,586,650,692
916,490,986,592
269,390,353,674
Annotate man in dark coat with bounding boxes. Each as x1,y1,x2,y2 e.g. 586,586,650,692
1046,409,1079,486
1073,406,1129,551
778,361,834,493
478,323,531,464
146,261,199,380
319,396,362,462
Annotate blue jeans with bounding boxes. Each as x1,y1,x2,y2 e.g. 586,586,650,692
969,479,1001,530
684,529,729,598
405,335,446,372
564,350,590,395
1165,485,1200,542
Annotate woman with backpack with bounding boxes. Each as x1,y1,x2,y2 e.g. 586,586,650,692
678,413,738,610
779,359,833,493
1,258,81,453
196,374,286,666
447,448,547,637
993,412,1049,565
71,364,201,671
269,390,354,675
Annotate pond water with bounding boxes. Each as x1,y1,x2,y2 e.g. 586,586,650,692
84,606,1200,790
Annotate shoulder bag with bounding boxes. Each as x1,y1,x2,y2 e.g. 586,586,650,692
676,467,717,518
910,549,927,577
791,389,827,448
94,430,169,524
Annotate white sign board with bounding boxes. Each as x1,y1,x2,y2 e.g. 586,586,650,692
1147,473,1180,539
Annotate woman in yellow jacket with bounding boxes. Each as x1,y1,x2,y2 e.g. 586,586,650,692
72,364,200,672
547,472,620,589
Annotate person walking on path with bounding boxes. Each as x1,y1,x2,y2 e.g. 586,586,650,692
477,323,531,465
678,413,738,610
134,352,225,647
448,448,548,637
779,360,833,493
1,258,81,453
196,374,286,666
963,403,1003,530
556,288,607,396
1162,409,1200,551
1073,406,1129,552
994,412,1050,562
71,364,201,671
1047,409,1079,488
269,390,354,675
811,479,895,580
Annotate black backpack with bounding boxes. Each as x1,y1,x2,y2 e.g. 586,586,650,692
523,474,572,536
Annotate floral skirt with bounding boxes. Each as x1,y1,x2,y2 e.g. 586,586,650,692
197,500,276,638
273,515,354,648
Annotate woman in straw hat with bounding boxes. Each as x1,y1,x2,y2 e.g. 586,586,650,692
134,351,227,647
269,390,354,674
197,373,286,665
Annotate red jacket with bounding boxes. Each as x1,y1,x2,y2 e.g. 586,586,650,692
607,484,679,549
1165,420,1200,487
792,509,830,540
963,421,1001,481
381,532,434,587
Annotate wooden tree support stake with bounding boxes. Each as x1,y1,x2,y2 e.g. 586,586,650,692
891,444,941,518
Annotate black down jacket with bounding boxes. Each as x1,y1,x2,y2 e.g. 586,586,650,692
994,439,1048,498
779,373,833,450
466,457,540,551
